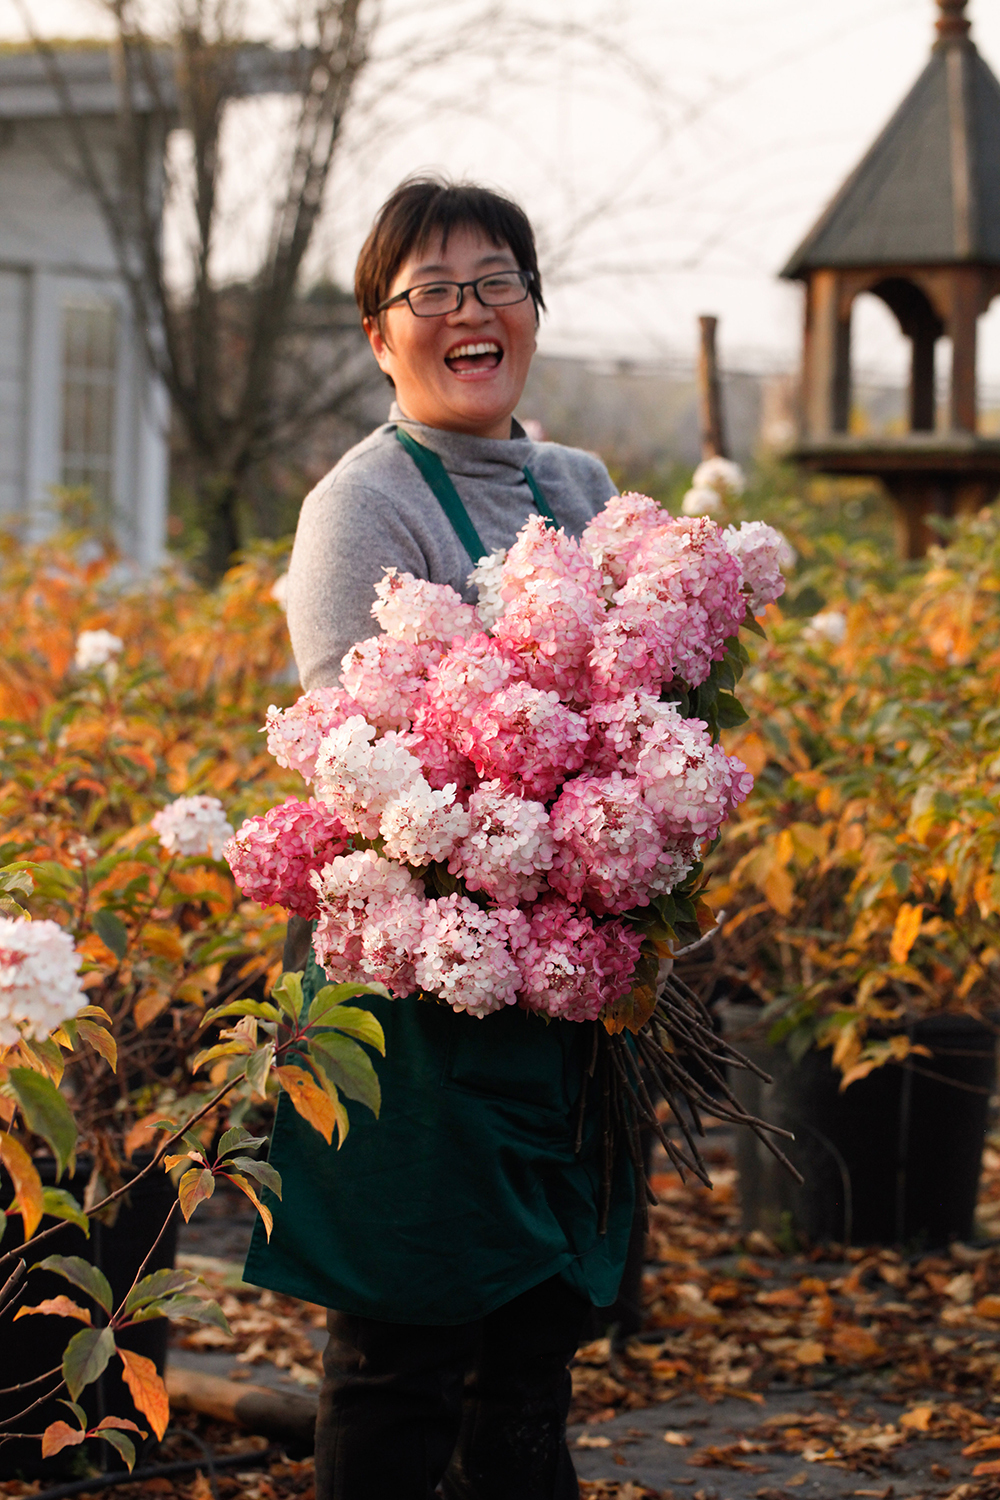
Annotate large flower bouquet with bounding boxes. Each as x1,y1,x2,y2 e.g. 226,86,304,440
227,495,797,1202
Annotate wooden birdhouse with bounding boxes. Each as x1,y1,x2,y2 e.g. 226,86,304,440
782,0,1000,556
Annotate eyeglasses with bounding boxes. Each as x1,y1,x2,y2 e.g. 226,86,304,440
377,270,535,317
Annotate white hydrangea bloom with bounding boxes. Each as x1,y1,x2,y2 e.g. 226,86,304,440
723,521,789,613
379,780,472,866
0,917,88,1044
414,895,525,1018
692,456,745,498
804,610,847,646
680,486,723,517
151,795,234,858
74,629,124,673
372,569,478,644
314,716,423,838
270,573,289,611
468,548,508,628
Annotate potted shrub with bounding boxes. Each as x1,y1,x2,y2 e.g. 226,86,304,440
686,508,1000,1248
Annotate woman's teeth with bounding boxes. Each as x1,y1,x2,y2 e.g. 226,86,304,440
446,342,502,371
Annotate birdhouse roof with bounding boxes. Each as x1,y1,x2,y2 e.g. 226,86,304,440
782,35,1000,277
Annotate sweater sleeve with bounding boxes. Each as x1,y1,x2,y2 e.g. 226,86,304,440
287,472,430,690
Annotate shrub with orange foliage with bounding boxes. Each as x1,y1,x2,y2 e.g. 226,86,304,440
698,507,1000,1083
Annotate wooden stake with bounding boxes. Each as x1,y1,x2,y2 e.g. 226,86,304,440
697,314,728,459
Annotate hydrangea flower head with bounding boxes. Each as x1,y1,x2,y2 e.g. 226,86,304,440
340,635,444,732
0,917,88,1044
152,795,234,858
266,686,359,781
518,897,642,1023
314,717,423,838
311,850,423,982
379,778,471,867
636,713,754,844
804,610,847,646
548,771,676,914
493,517,604,696
692,456,745,499
372,569,479,644
414,894,526,1018
586,693,682,774
462,681,590,802
75,629,124,673
581,492,666,590
467,549,507,628
449,782,555,903
680,486,723,517
224,798,351,918
423,632,524,749
723,521,789,614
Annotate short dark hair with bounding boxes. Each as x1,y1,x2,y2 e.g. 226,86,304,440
354,175,546,324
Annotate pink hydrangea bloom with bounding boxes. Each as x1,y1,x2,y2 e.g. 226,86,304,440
580,492,665,592
612,516,746,687
400,717,477,792
585,609,674,702
493,517,605,697
722,521,789,614
449,781,555,904
314,717,423,838
360,893,426,997
518,897,642,1023
340,634,444,732
423,632,524,749
372,569,479,644
311,850,423,983
586,693,680,774
265,687,359,781
379,780,471,867
462,682,590,801
636,713,754,844
414,894,526,1018
548,772,675,914
224,797,351,918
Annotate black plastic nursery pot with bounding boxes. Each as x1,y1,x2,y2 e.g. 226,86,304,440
721,1005,997,1249
0,1157,178,1481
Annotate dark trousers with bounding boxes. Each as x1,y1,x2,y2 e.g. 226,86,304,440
314,1274,591,1500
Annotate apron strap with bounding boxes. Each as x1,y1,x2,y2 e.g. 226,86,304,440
395,427,556,565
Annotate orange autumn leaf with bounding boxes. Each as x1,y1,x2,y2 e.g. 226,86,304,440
0,1131,43,1239
275,1064,341,1145
15,1295,92,1325
41,1421,86,1458
889,902,924,965
899,1406,934,1432
119,1349,170,1440
828,1324,882,1363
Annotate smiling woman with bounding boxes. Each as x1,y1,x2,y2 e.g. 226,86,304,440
251,177,627,1500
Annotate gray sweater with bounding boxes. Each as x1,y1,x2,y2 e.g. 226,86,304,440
287,403,618,689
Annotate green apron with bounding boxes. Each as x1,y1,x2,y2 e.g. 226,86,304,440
242,433,635,1322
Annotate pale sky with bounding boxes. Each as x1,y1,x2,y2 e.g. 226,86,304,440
10,0,1000,383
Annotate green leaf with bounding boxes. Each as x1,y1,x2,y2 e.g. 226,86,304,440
714,692,750,729
7,1069,77,1178
62,1325,115,1401
37,1255,112,1315
130,1294,230,1334
178,1167,215,1221
93,909,128,960
229,1156,282,1198
99,1430,136,1472
0,867,33,898
0,894,29,918
891,861,911,895
123,1267,198,1315
201,998,281,1029
59,1399,88,1426
308,1033,381,1116
216,1126,267,1159
271,971,304,1023
191,1039,255,1072
245,1042,275,1098
42,1188,89,1235
308,998,386,1054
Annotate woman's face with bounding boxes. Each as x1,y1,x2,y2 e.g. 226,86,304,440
365,225,538,439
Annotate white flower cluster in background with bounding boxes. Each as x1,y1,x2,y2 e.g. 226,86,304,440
74,629,124,677
804,610,848,646
0,917,87,1044
681,457,746,517
152,795,234,858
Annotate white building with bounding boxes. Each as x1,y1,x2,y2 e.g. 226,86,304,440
0,47,169,565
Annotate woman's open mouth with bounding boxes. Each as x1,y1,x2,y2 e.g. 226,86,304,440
445,341,503,374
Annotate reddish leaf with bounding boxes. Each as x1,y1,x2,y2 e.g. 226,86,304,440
0,1131,43,1239
14,1295,91,1324
41,1421,86,1458
119,1348,169,1440
177,1166,215,1221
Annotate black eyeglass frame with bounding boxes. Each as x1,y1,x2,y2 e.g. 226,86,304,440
376,269,536,317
